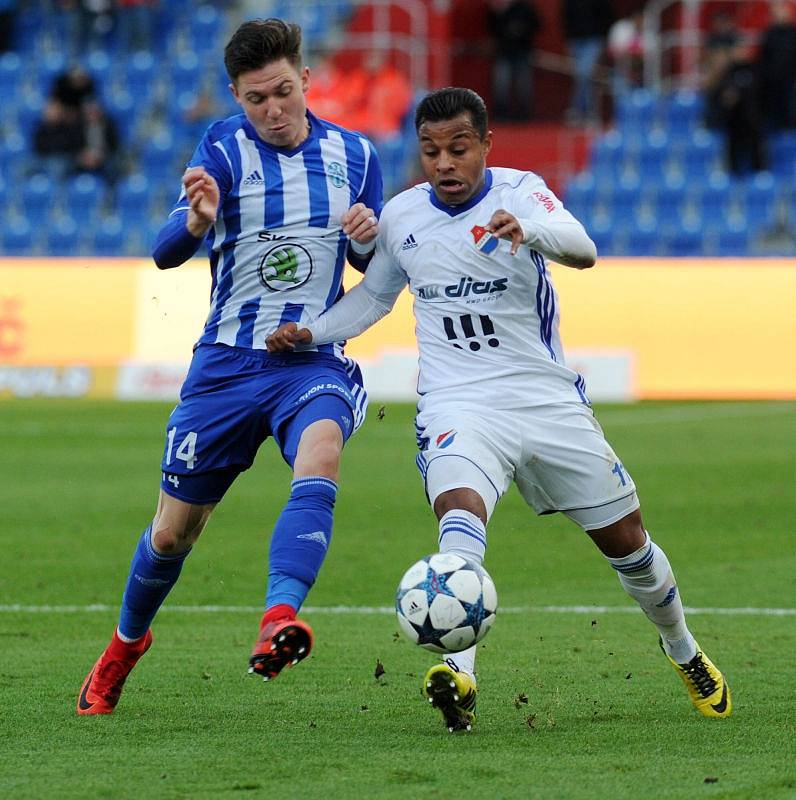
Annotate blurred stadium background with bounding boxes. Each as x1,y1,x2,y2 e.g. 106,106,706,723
1,0,795,402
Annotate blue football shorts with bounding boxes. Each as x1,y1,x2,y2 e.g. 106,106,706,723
160,344,367,504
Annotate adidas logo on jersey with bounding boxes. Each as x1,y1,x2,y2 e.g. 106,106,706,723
243,170,265,186
401,234,418,250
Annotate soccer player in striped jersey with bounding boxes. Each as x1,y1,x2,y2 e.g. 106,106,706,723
77,18,383,715
266,87,732,731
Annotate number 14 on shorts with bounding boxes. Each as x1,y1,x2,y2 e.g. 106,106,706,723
166,427,199,470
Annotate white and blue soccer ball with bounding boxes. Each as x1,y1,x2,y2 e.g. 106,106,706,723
395,553,498,653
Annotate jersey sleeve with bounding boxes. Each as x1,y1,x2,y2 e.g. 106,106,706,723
510,175,597,269
305,210,406,344
153,124,234,268
357,139,384,216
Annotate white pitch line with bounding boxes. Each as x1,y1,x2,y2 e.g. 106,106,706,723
0,604,794,617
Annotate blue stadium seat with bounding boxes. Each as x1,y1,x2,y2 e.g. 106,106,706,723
769,131,796,177
713,220,750,255
664,90,704,138
86,49,113,84
105,89,137,142
116,173,152,223
22,173,55,217
65,173,105,220
46,215,82,255
662,218,704,256
1,217,35,256
615,89,658,133
125,50,157,98
171,52,202,86
190,5,223,50
0,52,22,102
92,215,125,256
36,51,68,96
141,132,178,182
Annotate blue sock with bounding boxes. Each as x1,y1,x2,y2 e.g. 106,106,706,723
118,526,190,640
266,477,337,610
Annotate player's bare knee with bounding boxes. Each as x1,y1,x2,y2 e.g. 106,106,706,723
434,488,487,524
152,504,213,553
589,508,646,558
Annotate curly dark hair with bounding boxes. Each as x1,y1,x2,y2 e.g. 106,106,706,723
224,18,303,81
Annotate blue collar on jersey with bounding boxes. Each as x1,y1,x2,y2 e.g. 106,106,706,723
242,110,326,155
428,168,493,217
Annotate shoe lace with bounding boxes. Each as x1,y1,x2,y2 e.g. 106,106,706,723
681,654,718,698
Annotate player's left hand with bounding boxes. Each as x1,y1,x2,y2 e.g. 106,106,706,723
486,209,525,255
342,203,379,245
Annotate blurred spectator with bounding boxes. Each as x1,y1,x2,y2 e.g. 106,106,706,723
32,71,119,182
607,11,646,97
562,0,613,126
486,0,541,122
758,1,796,130
349,52,413,139
116,0,156,52
77,99,120,182
32,98,85,179
52,66,96,110
0,0,19,52
705,43,767,175
702,11,741,129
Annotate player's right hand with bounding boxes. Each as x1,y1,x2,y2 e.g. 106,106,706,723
265,322,314,353
183,166,220,236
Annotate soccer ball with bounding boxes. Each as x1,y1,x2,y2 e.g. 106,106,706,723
395,553,498,653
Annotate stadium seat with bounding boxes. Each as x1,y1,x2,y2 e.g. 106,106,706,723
1,216,36,255
615,89,658,133
116,173,151,221
66,173,105,220
22,173,55,218
92,215,126,256
46,215,82,255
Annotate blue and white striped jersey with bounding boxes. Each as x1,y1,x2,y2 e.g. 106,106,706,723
171,110,382,356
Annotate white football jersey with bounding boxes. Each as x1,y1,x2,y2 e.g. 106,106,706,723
363,167,593,409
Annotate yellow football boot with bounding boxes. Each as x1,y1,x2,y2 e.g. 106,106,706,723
423,662,477,732
661,638,732,718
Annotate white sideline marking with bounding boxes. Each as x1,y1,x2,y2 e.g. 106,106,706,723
0,604,794,616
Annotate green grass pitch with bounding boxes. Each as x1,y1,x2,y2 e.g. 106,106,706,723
1,399,795,799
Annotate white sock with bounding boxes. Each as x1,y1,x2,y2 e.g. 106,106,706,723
438,509,486,678
607,531,697,663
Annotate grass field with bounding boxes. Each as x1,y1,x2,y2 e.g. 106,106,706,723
1,399,795,800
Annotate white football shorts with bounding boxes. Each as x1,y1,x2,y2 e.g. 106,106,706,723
415,402,639,530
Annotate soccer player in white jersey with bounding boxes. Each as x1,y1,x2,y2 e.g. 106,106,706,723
266,87,732,731
77,19,383,715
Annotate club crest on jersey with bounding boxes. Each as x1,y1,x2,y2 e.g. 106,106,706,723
258,242,314,292
327,161,347,188
435,429,456,448
470,224,498,255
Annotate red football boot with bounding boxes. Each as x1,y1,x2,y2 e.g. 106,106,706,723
77,629,153,715
248,607,313,681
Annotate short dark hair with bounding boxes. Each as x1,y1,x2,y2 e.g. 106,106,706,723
224,18,303,81
414,87,489,138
